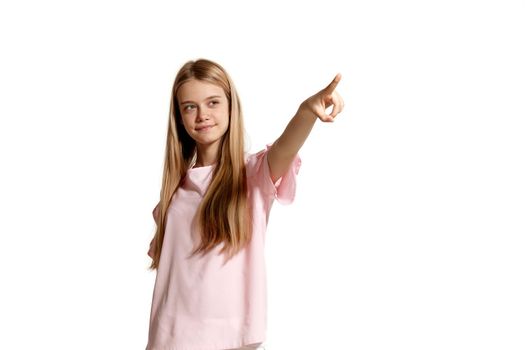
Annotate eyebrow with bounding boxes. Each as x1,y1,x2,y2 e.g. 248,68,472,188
180,95,223,105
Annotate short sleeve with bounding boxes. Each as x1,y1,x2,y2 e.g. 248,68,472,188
246,144,301,205
147,236,156,259
152,202,160,225
148,202,160,258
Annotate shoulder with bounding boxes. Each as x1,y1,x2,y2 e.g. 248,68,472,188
244,144,301,205
244,145,272,177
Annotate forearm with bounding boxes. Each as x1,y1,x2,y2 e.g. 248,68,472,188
267,104,317,181
274,104,317,158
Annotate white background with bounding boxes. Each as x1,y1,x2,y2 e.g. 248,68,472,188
1,0,524,349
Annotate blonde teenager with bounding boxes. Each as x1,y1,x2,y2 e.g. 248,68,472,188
145,59,344,350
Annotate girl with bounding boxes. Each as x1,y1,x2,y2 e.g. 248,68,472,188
145,59,343,350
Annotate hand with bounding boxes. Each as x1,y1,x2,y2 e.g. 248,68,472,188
300,73,344,122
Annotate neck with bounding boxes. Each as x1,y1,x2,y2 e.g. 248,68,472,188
195,142,220,167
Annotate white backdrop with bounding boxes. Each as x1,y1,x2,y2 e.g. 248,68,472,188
1,0,524,349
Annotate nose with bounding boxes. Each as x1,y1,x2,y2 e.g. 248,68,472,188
196,106,210,121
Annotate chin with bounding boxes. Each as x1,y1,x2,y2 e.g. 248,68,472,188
194,131,227,144
194,135,222,145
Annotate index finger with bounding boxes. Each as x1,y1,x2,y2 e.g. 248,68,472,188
324,73,342,93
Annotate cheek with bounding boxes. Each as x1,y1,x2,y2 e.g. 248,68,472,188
180,113,192,126
179,115,193,133
220,107,230,125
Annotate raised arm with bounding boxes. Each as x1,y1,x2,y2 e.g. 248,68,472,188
267,74,344,182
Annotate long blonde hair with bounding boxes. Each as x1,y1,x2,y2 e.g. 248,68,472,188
148,59,251,270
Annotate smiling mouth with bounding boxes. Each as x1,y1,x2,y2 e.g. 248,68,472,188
195,125,214,132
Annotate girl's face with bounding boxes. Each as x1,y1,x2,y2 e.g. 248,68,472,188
177,79,230,149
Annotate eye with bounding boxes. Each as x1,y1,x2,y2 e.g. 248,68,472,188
209,100,219,107
183,104,196,111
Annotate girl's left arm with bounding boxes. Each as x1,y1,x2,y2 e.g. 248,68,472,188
267,74,344,182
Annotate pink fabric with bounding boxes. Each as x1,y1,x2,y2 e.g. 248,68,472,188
146,145,301,350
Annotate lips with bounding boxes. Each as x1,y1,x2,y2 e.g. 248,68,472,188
195,125,215,132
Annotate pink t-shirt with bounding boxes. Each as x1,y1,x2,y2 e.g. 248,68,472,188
146,146,301,350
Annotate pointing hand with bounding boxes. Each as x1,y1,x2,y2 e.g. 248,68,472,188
300,74,344,122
